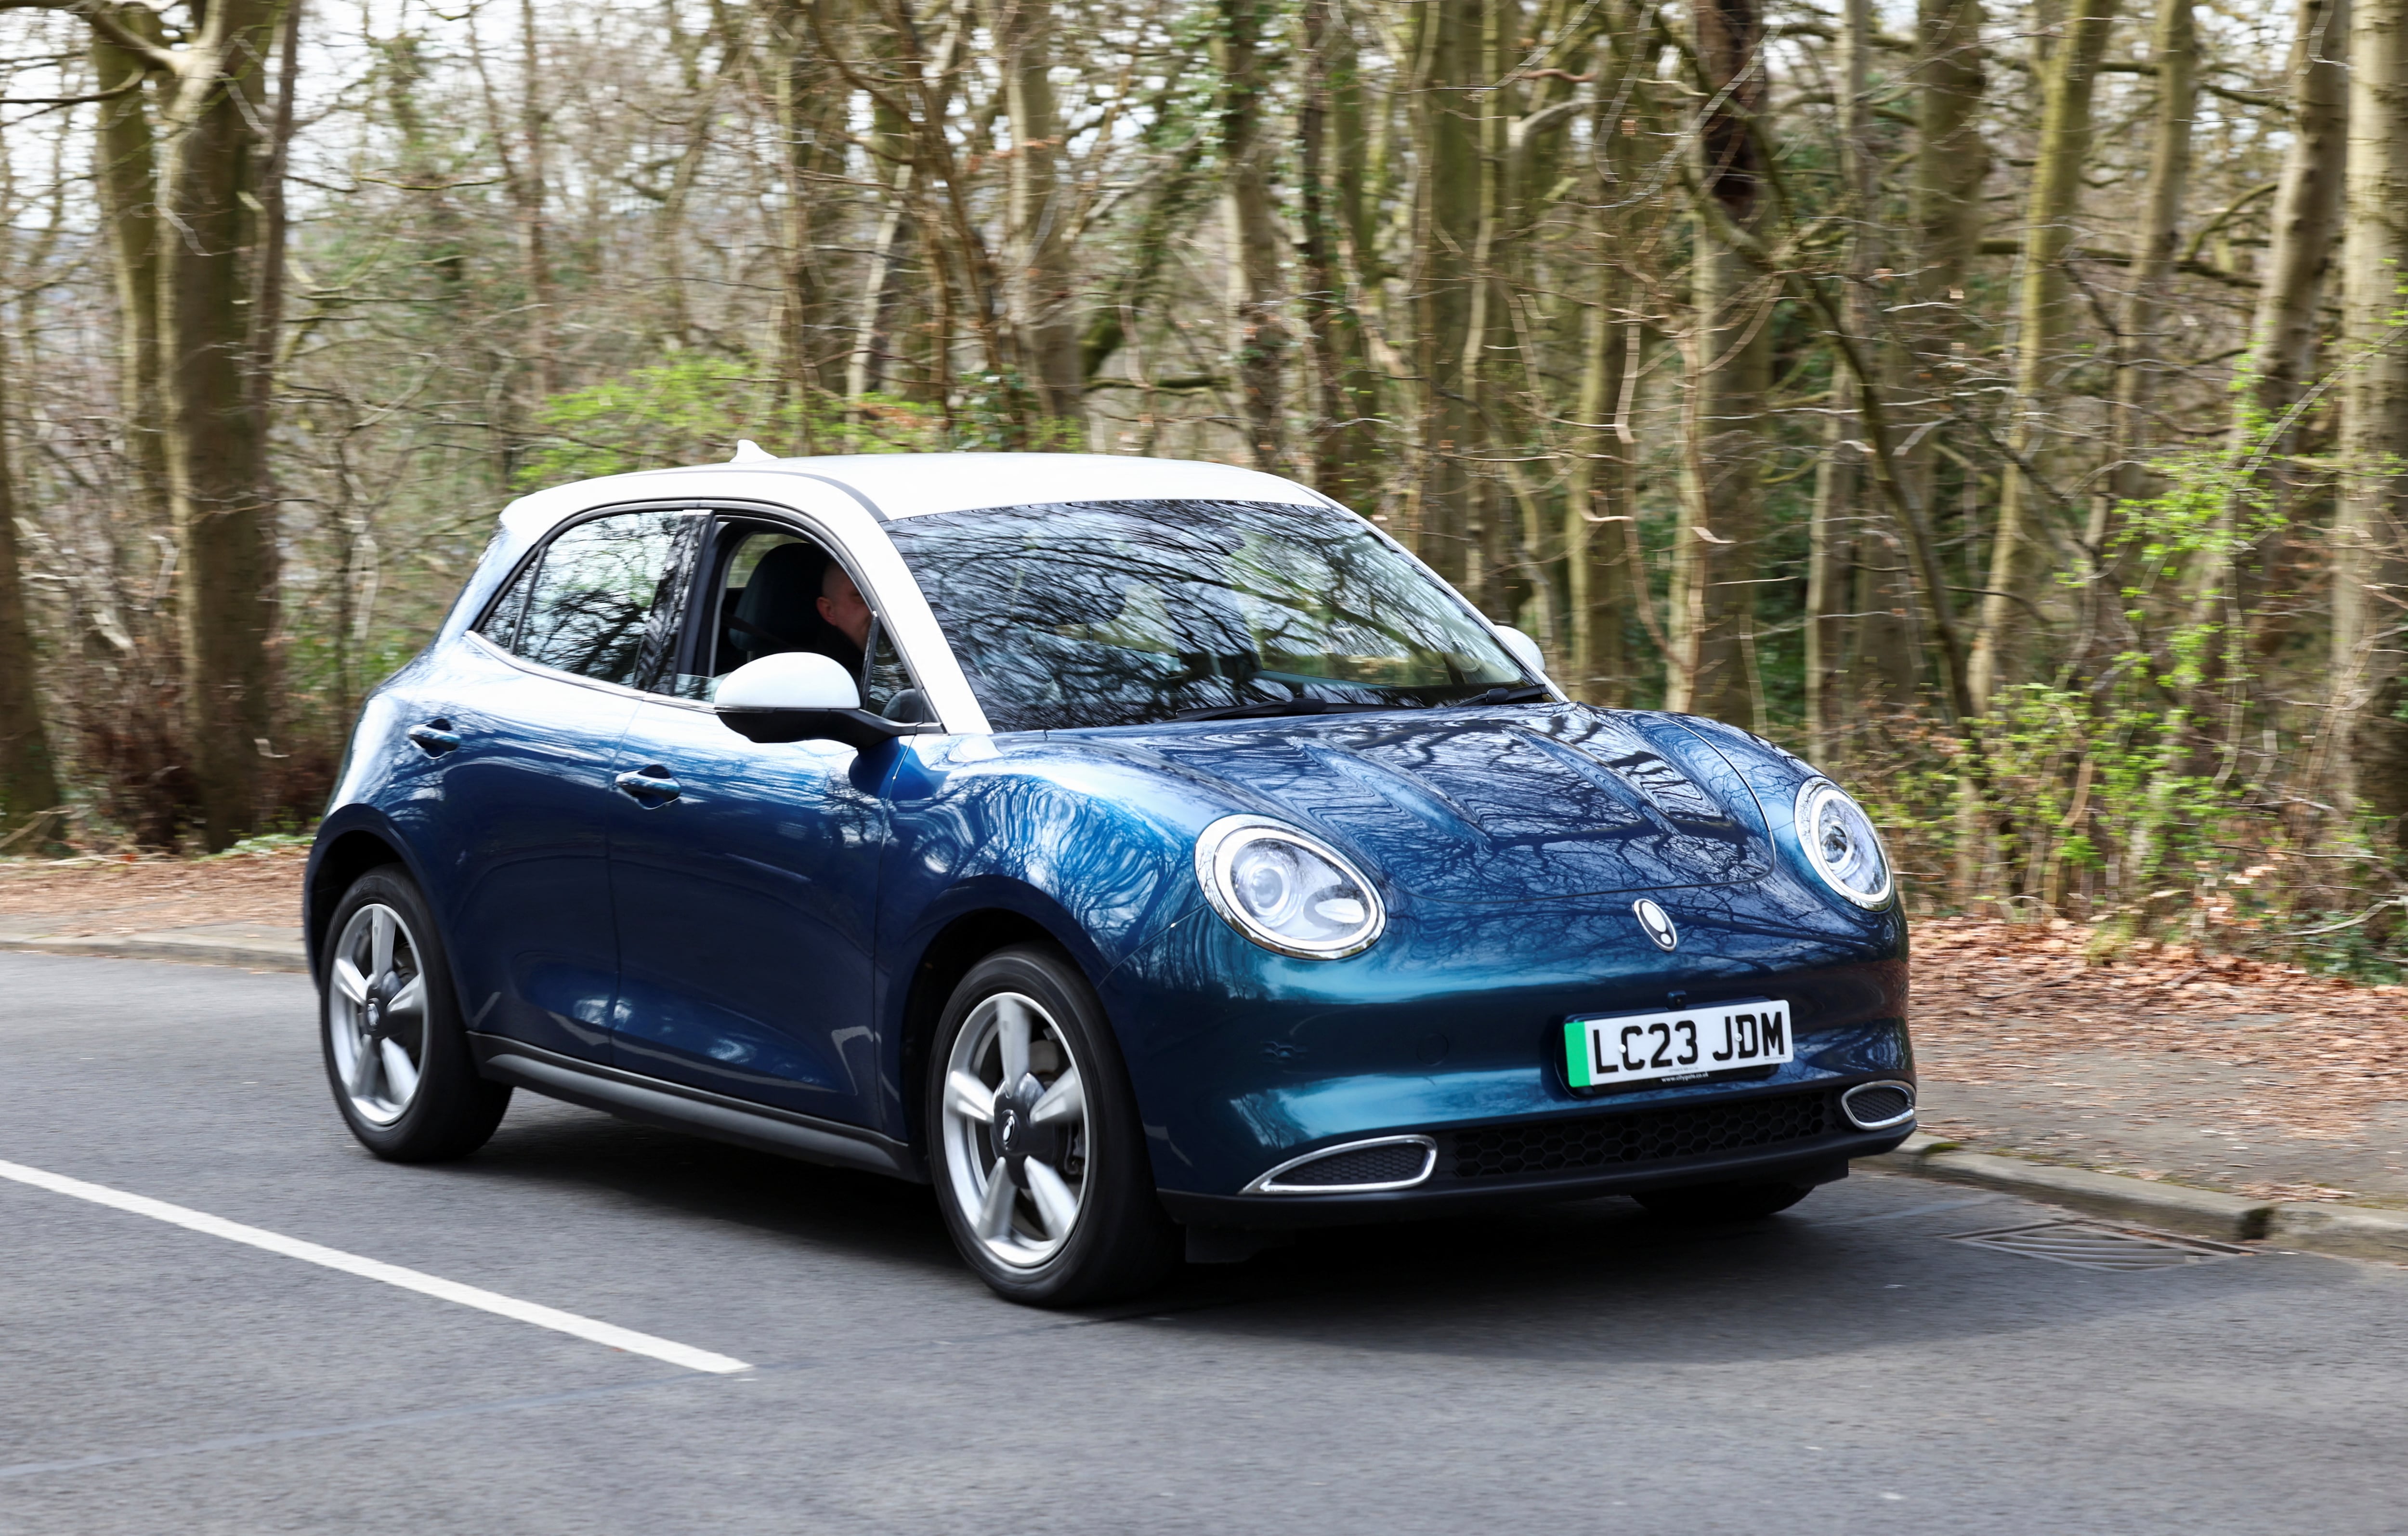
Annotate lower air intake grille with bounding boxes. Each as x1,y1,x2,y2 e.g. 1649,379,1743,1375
1275,1141,1433,1188
1447,1090,1836,1180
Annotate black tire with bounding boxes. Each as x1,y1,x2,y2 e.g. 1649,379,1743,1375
925,945,1178,1306
318,866,510,1162
1635,1179,1815,1223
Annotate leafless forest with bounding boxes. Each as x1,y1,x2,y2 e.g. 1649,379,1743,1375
0,0,2402,967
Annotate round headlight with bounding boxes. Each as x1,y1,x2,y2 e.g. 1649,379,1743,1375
1793,779,1893,908
1195,816,1386,958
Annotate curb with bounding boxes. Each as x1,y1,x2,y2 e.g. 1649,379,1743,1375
1869,1132,2408,1264
0,934,308,973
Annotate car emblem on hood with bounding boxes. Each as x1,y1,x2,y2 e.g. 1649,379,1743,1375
1632,898,1679,951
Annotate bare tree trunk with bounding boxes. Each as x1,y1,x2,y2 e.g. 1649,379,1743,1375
846,19,946,410
90,8,170,562
1879,0,1986,710
1483,0,1595,642
2244,0,2351,432
1077,131,1211,383
995,0,1083,434
519,0,556,401
2195,0,2350,679
0,323,63,847
1967,0,2118,709
1668,0,1770,720
878,0,1017,408
768,0,851,444
1328,0,1382,472
1806,0,1879,762
1566,260,1633,704
252,0,301,433
1460,0,1513,615
1216,0,1288,470
2087,0,2195,632
1413,0,1482,587
159,0,286,850
2329,0,2408,850
1565,26,1644,705
1300,0,1378,507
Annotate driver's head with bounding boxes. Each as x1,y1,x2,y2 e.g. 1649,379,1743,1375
818,563,872,650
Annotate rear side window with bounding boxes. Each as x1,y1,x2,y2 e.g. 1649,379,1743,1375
486,511,695,688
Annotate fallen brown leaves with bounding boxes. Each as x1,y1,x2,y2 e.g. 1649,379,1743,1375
0,846,309,936
1913,916,2408,1148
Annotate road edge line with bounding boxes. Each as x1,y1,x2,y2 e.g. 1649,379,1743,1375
0,1158,751,1373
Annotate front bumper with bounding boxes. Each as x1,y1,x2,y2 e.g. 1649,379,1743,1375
1103,877,1913,1201
1156,1078,1909,1228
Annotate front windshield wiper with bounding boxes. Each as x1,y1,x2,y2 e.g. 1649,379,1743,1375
1459,683,1553,705
1172,698,1400,722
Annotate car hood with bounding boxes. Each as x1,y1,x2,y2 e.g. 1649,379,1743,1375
1098,708,1773,905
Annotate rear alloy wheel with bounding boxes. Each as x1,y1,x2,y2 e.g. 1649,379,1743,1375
320,866,510,1162
928,946,1177,1305
1635,1180,1815,1223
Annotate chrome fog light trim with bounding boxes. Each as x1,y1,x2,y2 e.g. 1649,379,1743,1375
1840,1079,1918,1131
1244,1134,1438,1195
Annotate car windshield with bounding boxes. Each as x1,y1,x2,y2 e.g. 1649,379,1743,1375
883,499,1528,731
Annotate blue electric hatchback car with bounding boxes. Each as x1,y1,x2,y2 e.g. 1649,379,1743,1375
306,451,1915,1303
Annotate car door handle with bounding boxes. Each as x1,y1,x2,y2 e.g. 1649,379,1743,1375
406,721,461,756
614,768,682,804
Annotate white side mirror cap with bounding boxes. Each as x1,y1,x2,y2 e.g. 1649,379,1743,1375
1493,624,1550,683
716,651,861,712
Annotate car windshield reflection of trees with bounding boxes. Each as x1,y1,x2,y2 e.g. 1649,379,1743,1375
886,500,1524,731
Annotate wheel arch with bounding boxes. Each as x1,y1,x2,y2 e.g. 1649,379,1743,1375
889,894,1102,1161
304,810,433,986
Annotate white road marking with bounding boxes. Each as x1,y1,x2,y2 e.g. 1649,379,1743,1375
0,1158,751,1375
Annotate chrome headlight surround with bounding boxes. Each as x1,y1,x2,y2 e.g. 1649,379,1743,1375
1793,778,1895,909
1194,815,1387,959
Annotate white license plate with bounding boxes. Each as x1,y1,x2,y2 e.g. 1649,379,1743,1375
1563,998,1793,1089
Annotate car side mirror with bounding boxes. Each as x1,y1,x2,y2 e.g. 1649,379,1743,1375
1492,624,1552,684
714,652,918,751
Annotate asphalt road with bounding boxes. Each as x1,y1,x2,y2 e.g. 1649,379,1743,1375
2,951,2403,1535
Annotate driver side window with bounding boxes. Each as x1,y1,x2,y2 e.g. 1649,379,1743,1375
677,521,929,721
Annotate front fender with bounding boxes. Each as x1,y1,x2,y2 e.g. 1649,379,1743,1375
302,802,445,989
879,736,1229,985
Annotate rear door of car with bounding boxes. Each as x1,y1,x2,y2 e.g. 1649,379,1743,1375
601,510,920,1129
405,505,697,1063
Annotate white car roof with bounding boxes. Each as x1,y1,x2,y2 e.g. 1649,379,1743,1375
772,452,1330,520
499,451,1332,540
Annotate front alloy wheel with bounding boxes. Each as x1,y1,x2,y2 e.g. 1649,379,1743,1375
939,991,1090,1268
926,946,1178,1305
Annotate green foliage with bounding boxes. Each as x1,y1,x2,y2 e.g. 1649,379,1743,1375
516,359,1088,490
519,359,782,489
1854,411,2405,974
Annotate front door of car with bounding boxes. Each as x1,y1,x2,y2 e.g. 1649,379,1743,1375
415,506,698,1063
602,518,908,1128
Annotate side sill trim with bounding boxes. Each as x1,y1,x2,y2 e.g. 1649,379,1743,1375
470,1034,921,1182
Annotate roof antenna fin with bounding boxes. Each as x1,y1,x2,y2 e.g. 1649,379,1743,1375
729,439,777,464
